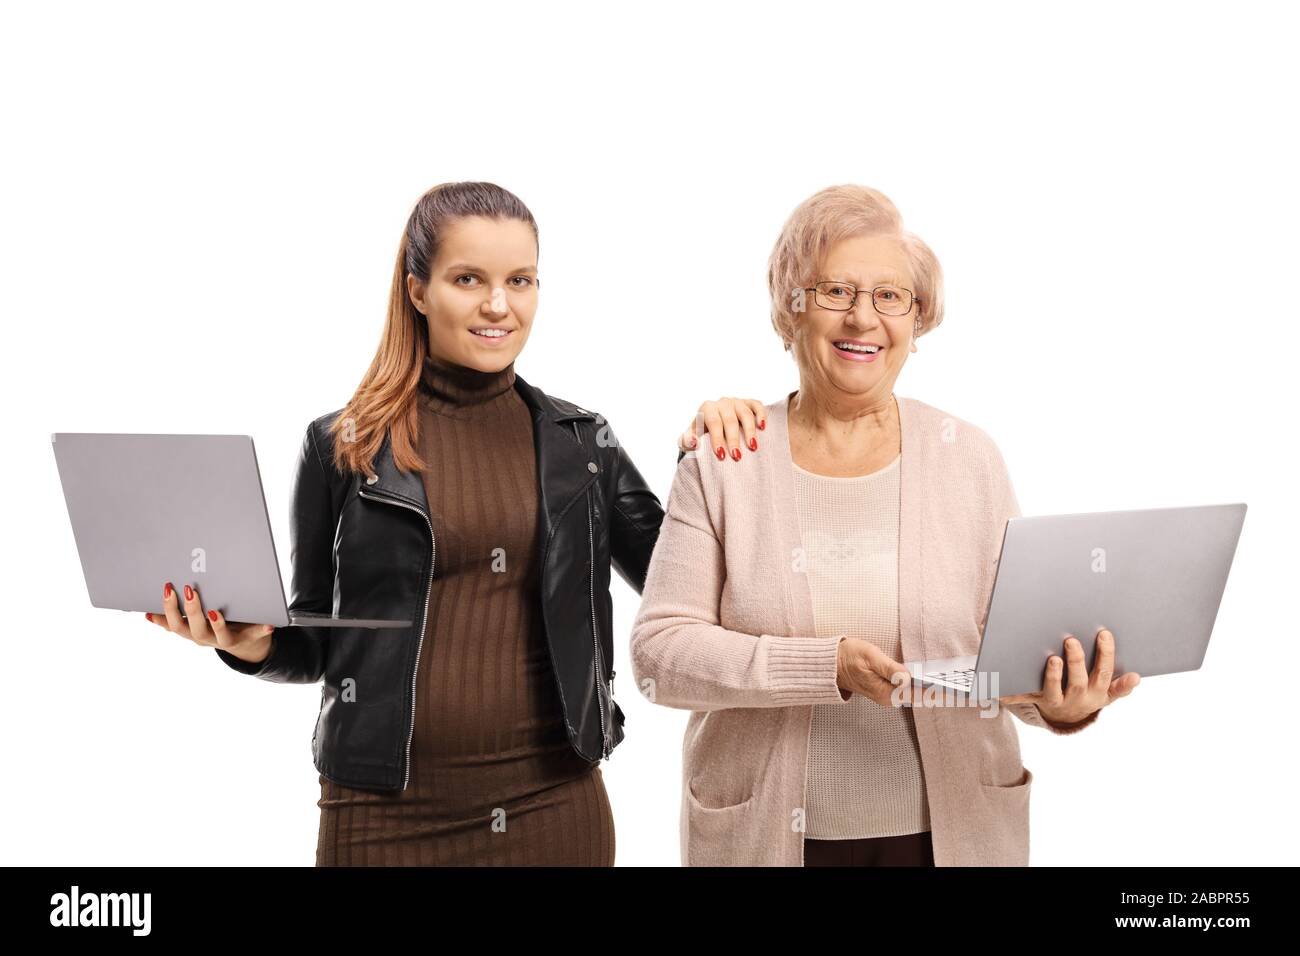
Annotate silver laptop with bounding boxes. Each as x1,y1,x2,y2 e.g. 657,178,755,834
907,503,1246,701
52,432,410,629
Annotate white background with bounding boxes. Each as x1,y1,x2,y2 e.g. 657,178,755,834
3,0,1295,866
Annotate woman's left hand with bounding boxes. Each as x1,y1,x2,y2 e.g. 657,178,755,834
679,397,768,461
1000,627,1140,726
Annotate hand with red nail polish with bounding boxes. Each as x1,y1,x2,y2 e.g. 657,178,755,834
145,580,277,665
679,397,768,460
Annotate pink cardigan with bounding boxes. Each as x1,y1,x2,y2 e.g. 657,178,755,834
629,391,1100,867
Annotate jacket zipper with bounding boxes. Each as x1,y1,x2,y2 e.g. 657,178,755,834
586,485,610,759
357,486,434,791
573,422,610,759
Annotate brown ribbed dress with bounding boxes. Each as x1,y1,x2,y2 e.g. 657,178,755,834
314,353,615,866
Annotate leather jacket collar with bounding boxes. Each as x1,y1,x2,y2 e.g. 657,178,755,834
363,371,600,539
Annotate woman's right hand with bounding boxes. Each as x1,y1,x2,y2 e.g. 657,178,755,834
836,637,917,707
678,397,767,461
146,581,276,665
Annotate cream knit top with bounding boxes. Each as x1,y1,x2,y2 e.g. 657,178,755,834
792,453,932,840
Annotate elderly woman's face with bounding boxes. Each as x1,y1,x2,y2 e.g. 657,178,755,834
795,235,917,401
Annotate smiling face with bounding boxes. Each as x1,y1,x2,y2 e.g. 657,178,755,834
792,234,919,404
406,215,538,371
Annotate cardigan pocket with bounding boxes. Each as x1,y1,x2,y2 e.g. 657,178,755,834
981,764,1032,792
684,779,760,866
687,776,754,812
977,765,1033,866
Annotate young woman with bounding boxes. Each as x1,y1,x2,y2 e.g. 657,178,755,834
145,181,765,866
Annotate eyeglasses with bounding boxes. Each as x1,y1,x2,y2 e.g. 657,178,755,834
803,280,918,317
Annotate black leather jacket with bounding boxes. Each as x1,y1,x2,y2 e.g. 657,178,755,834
215,372,665,791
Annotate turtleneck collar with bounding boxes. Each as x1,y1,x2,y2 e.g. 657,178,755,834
418,352,517,415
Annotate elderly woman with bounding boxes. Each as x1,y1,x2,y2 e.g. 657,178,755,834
631,185,1140,867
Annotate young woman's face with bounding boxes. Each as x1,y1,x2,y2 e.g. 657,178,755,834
407,215,538,371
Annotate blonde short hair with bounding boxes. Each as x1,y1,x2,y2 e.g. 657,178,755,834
767,185,944,350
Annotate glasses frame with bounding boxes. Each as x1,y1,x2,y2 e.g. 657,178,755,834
803,280,921,317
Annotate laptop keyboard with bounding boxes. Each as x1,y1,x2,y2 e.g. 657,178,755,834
928,668,975,690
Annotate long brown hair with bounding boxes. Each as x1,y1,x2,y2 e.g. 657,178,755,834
327,182,538,477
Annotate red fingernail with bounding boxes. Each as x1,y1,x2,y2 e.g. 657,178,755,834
731,448,741,461
758,419,766,430
208,609,218,622
715,446,725,460
748,437,758,451
184,584,194,601
145,612,152,622
689,437,698,448
164,583,172,598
